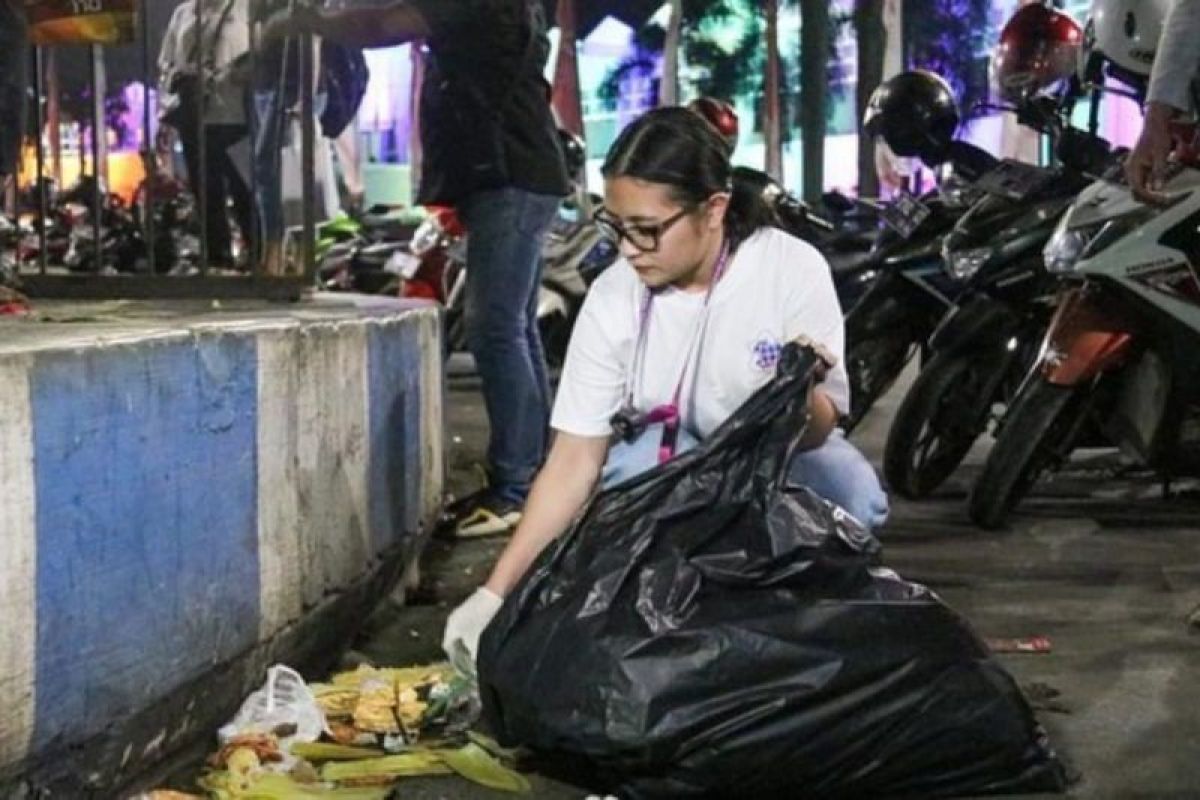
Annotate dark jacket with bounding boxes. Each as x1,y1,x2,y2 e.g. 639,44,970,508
411,0,569,206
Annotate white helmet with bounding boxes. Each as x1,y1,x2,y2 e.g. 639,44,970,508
1086,0,1173,79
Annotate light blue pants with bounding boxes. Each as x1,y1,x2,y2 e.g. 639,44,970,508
601,427,889,531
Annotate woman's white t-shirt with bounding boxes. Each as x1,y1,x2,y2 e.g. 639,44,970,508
550,227,849,439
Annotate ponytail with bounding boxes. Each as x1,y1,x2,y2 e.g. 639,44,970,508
727,168,777,248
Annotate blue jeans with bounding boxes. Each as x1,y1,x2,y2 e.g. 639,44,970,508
602,427,890,531
460,187,561,503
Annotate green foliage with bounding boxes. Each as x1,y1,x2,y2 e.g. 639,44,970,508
596,0,774,112
904,0,995,120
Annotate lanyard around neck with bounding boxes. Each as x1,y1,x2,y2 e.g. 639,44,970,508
627,239,733,414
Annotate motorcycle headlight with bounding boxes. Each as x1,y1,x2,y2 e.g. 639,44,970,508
1045,202,1172,274
408,217,444,257
1043,227,1090,274
944,246,992,281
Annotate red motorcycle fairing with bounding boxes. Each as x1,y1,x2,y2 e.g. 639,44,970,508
1039,286,1134,386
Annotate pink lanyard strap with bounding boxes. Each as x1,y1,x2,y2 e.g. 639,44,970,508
628,241,732,463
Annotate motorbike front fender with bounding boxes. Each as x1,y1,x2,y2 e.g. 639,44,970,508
1040,287,1134,387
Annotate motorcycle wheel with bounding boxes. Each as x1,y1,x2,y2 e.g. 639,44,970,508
883,353,989,499
967,379,1084,529
844,334,914,433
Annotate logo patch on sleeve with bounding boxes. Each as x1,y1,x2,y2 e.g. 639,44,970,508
751,335,783,371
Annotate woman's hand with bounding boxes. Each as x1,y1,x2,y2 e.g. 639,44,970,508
442,587,504,678
1126,102,1177,205
791,335,838,381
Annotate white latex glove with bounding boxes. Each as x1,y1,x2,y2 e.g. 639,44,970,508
442,587,504,678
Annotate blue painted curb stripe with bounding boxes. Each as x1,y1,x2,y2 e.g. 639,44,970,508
30,334,261,750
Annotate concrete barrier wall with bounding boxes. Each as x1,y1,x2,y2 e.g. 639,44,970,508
0,297,443,786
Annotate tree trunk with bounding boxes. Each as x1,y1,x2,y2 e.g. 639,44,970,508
854,0,886,198
661,0,683,107
764,0,782,179
799,0,829,203
551,0,584,135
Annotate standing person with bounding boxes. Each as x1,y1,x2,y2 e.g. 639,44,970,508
249,0,302,274
265,0,570,536
1126,0,1200,201
441,108,889,671
321,0,368,216
158,0,255,270
0,0,29,188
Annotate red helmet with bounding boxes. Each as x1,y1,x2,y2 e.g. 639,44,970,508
687,97,739,153
992,3,1085,102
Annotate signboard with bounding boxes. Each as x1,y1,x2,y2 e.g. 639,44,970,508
25,0,137,46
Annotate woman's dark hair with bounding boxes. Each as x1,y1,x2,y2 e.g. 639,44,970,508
601,107,774,248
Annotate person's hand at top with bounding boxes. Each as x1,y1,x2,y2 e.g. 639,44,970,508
1126,101,1180,205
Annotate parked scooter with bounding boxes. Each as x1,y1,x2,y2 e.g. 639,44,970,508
883,3,1114,498
317,206,424,293
968,154,1200,528
881,159,1088,498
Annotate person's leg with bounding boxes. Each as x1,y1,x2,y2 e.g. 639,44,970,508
524,250,552,440
459,188,560,507
253,90,287,273
176,115,202,211
787,429,889,531
333,119,364,213
212,125,254,267
201,125,234,265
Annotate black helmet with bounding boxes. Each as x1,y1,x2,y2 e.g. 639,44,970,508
862,70,960,165
557,129,587,180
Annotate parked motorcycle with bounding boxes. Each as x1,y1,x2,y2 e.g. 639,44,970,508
968,157,1200,528
390,205,468,347
882,112,1115,498
317,206,425,294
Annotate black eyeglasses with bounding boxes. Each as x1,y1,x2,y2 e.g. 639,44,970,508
592,207,693,253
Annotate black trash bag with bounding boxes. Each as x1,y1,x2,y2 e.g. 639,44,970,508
478,344,1069,799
